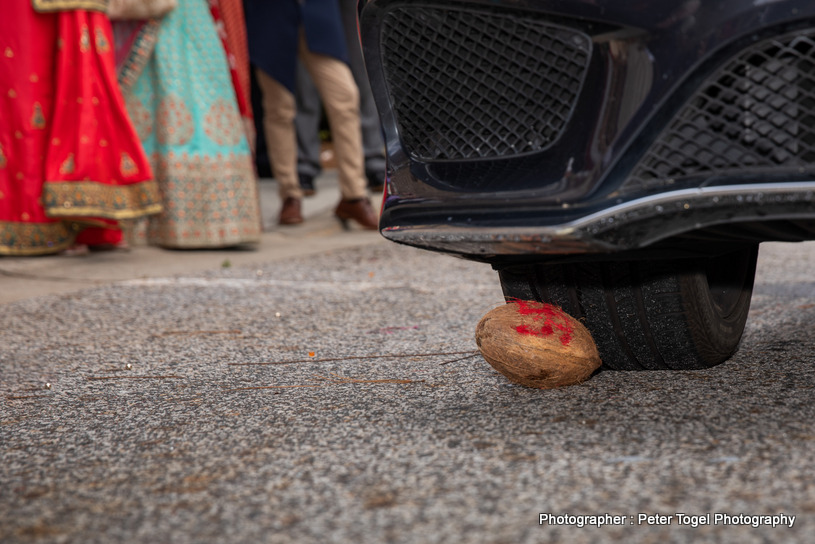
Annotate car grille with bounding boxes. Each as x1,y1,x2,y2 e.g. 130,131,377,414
380,5,591,162
626,30,815,192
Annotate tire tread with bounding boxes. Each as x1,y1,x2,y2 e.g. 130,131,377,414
498,247,758,370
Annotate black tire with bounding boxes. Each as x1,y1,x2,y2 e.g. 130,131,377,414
497,246,759,370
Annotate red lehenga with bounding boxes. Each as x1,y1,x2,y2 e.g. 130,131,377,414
0,1,161,255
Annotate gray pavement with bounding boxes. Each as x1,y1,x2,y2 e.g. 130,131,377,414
2,184,815,543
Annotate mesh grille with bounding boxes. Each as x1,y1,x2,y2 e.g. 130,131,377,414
626,30,815,192
381,5,591,161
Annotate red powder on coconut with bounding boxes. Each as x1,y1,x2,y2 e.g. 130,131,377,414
513,300,573,346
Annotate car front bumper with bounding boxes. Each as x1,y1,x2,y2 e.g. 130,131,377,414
360,0,815,260
382,182,815,258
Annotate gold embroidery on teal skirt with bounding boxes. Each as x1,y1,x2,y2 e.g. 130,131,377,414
156,95,194,146
204,98,243,146
146,152,260,248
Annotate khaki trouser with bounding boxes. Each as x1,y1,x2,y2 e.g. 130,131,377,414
256,33,367,201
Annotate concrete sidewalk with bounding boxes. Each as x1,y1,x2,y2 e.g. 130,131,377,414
0,172,386,305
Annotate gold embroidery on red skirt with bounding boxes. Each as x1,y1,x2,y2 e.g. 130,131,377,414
31,0,109,14
0,220,76,256
94,26,110,54
59,153,75,175
43,180,163,219
120,152,138,177
31,103,46,130
0,144,6,169
80,25,91,53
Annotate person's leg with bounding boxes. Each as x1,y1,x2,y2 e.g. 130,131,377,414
254,67,304,223
249,67,273,178
294,60,322,195
298,38,367,201
298,36,377,229
339,0,386,188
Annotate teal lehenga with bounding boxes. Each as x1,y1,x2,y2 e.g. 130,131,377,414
114,1,260,248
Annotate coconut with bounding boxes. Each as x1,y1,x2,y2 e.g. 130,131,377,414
475,301,601,389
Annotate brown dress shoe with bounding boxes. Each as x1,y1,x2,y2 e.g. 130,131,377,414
334,198,379,230
279,197,303,225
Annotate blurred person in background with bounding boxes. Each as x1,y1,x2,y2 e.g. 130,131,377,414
244,0,378,230
110,0,261,249
294,0,386,197
0,0,162,256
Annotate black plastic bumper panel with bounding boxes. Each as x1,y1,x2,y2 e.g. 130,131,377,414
625,29,815,194
381,5,591,163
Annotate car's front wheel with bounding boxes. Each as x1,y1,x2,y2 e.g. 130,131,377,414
497,245,759,370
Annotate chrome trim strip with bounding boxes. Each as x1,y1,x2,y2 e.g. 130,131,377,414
382,182,815,255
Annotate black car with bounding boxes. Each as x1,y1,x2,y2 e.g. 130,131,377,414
358,0,815,371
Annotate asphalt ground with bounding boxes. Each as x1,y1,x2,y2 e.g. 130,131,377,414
2,182,815,542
